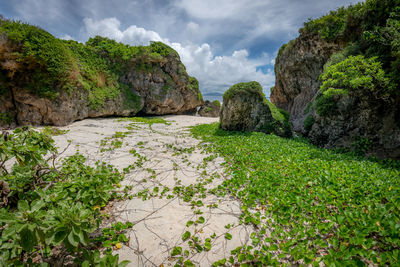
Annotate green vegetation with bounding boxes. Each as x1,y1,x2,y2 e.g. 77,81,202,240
315,55,390,116
118,116,170,125
223,81,266,102
212,100,221,107
0,128,130,266
191,123,400,266
0,112,13,125
304,115,315,132
301,0,400,89
41,126,69,136
0,20,76,98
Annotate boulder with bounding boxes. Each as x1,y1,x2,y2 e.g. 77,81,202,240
198,100,220,117
220,82,290,137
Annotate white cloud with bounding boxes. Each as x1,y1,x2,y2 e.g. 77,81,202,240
60,34,73,40
81,18,275,96
82,18,163,45
186,22,199,32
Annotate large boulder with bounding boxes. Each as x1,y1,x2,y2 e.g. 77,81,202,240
198,100,221,117
220,82,291,137
0,20,203,128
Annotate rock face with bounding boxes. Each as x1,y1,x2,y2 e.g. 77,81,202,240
307,93,400,159
220,82,290,137
271,33,341,132
121,56,203,115
0,21,203,128
0,87,141,127
198,100,220,117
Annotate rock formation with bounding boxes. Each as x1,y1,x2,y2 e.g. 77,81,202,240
220,82,290,137
198,100,220,117
271,33,341,132
271,0,400,158
0,20,203,128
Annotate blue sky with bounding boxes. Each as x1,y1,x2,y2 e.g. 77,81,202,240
0,0,362,97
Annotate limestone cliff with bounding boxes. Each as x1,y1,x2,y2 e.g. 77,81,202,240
0,20,203,128
271,33,341,132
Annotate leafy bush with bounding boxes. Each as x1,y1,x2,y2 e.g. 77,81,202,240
321,55,389,94
0,128,129,265
303,115,315,132
315,55,390,116
191,123,400,266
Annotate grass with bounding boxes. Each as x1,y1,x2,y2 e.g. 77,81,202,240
118,117,170,126
191,123,400,266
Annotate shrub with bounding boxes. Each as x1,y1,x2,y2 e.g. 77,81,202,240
304,115,315,132
320,55,390,97
0,128,129,265
316,55,390,116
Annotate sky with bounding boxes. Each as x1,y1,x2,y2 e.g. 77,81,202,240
0,0,363,98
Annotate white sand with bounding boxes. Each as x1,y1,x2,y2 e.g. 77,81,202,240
52,115,254,266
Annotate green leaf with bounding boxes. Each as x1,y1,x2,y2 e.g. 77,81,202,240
53,228,68,245
18,200,30,212
225,233,232,240
186,220,194,227
20,227,36,252
197,216,205,224
184,260,195,267
118,260,131,267
67,231,79,247
30,199,45,212
0,209,17,223
171,246,182,256
182,231,191,241
204,240,212,251
269,244,278,251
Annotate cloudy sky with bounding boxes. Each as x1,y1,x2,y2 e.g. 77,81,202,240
1,0,362,98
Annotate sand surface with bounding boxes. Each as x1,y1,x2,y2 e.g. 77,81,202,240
51,115,254,266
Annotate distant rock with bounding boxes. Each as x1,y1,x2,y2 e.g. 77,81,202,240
198,100,220,117
220,82,290,137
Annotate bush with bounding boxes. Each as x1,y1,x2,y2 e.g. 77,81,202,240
0,128,129,265
304,115,315,132
321,55,390,97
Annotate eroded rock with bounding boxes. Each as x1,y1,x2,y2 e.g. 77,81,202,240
220,81,290,137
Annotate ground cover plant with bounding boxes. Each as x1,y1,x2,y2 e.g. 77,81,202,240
0,128,130,266
191,123,400,266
